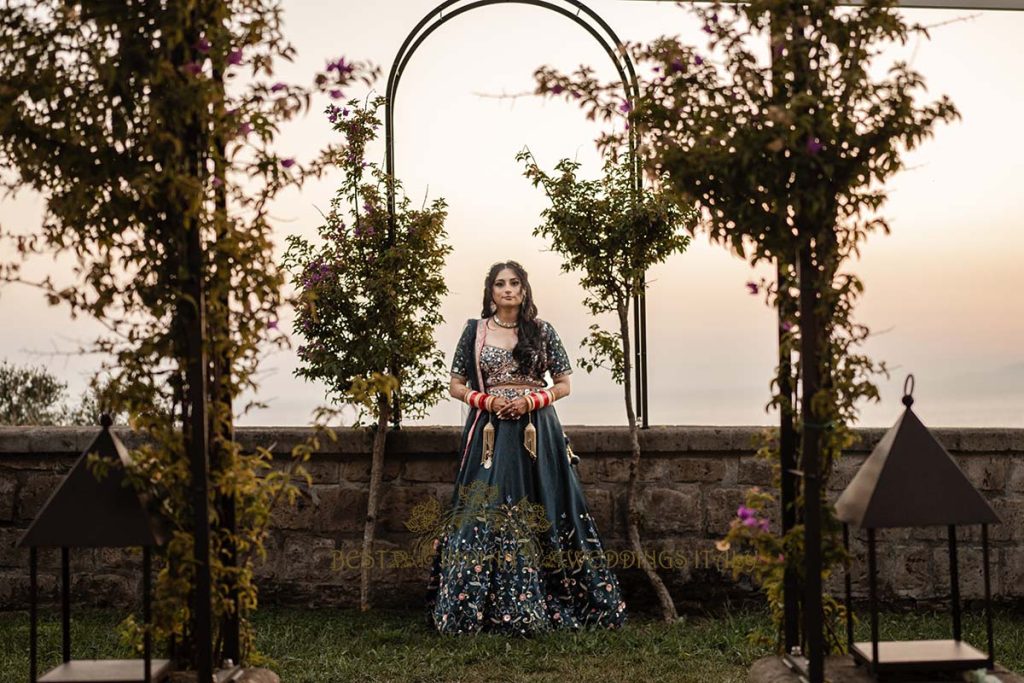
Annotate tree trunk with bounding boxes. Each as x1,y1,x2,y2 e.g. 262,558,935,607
778,258,801,652
360,393,391,611
618,302,678,623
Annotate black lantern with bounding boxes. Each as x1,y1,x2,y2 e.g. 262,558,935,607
835,376,1001,676
18,415,170,683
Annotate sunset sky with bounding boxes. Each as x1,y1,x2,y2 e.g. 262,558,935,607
1,0,1021,428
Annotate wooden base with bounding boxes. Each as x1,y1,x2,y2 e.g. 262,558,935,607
38,658,171,682
851,640,990,673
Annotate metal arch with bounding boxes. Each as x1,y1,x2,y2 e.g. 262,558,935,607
384,0,653,427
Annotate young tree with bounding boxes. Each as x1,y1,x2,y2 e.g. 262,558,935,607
0,360,69,425
283,96,452,611
517,147,693,622
0,0,376,672
533,0,957,667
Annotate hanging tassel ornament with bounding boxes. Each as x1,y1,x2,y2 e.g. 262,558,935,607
482,418,495,469
523,394,538,460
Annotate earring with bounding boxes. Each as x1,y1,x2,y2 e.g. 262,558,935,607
490,301,497,313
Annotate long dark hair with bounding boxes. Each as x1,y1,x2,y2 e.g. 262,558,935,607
479,260,545,377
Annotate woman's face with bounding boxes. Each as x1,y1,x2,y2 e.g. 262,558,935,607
492,267,524,309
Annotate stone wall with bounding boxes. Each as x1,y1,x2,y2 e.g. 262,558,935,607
1,425,1022,613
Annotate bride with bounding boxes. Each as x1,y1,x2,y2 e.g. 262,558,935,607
424,260,626,635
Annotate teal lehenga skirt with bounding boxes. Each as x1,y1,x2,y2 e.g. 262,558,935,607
424,399,627,635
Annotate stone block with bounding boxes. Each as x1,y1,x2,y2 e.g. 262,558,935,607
705,487,750,536
957,455,1008,492
280,534,336,582
298,460,340,485
988,498,1024,543
72,573,133,607
737,457,773,487
0,527,26,567
1008,461,1024,494
402,457,458,483
573,455,599,483
16,473,64,521
638,485,700,535
381,485,445,534
931,545,999,600
584,487,615,537
878,545,935,599
669,457,729,484
315,486,369,534
271,485,319,531
999,547,1024,598
828,456,864,493
0,469,17,521
599,455,668,483
339,458,400,484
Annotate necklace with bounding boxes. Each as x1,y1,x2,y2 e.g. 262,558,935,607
491,315,518,329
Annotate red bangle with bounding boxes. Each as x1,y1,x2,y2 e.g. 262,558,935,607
527,390,552,409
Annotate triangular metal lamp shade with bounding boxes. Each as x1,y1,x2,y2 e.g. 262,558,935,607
835,408,1000,529
18,425,166,548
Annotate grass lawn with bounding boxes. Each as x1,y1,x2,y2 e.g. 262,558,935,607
1,606,1022,682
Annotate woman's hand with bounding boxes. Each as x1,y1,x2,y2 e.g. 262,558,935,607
488,395,509,415
497,396,530,420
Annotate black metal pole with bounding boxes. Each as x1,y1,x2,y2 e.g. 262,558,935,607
639,290,648,429
798,240,825,683
867,528,879,672
948,524,962,641
843,523,853,652
61,547,70,663
29,547,37,683
982,523,995,668
777,259,799,652
633,292,642,426
184,139,214,683
143,547,152,683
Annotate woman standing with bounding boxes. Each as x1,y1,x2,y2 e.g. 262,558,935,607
425,260,626,635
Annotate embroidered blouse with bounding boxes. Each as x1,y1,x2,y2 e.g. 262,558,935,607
450,318,573,388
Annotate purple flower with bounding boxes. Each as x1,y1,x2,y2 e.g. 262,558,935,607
281,158,295,168
669,58,684,74
327,57,354,74
758,519,771,532
570,91,581,99
237,122,253,137
619,100,632,114
227,49,243,66
268,320,279,330
746,281,759,295
342,107,350,117
711,12,719,22
211,177,223,188
194,36,211,54
652,66,661,74
806,137,823,154
702,24,714,34
271,82,287,92
737,505,754,520
183,62,203,76
781,321,794,332
329,89,344,99
743,516,760,528
551,84,564,94
327,105,340,123
694,55,704,66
